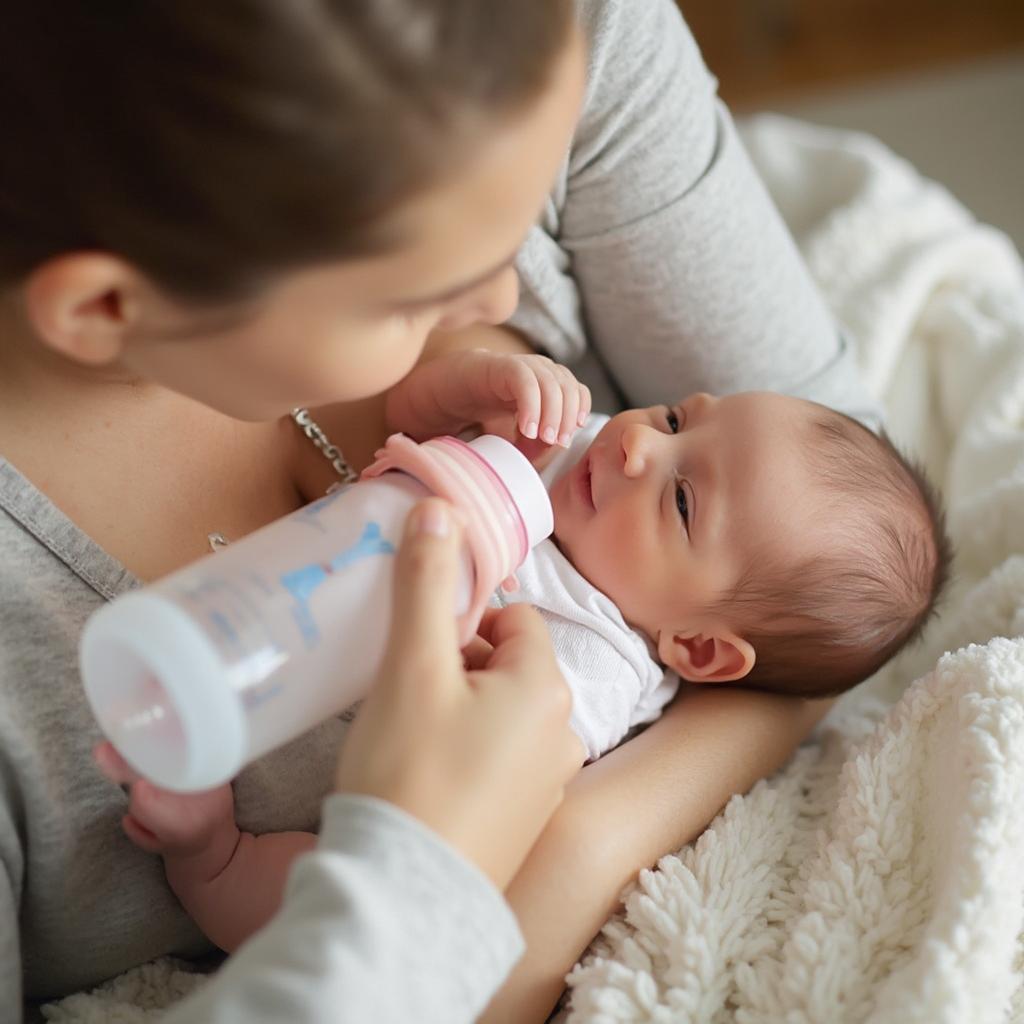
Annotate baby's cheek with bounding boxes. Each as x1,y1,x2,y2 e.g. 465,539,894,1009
578,516,634,595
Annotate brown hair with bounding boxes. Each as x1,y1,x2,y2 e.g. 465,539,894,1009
0,1,574,301
714,409,953,698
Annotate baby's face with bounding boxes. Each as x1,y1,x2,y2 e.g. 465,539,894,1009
549,391,828,647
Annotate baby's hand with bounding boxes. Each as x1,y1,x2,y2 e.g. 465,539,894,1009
93,741,235,858
464,350,591,448
386,348,591,455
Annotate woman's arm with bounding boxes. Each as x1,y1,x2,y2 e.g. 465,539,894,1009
508,0,881,427
479,686,831,1024
162,796,525,1024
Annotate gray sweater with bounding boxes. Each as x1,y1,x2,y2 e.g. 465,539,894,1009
0,0,879,1020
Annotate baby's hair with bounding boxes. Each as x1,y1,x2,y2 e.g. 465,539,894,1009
713,408,953,699
0,1,573,302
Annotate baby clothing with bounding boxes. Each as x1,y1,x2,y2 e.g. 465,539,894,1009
494,417,680,762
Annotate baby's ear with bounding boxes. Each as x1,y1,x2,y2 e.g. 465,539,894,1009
657,629,755,683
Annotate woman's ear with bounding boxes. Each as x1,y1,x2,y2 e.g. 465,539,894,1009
657,628,756,683
23,253,143,367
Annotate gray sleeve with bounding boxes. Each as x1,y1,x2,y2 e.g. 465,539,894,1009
1,855,22,1022
1,748,24,1020
162,794,524,1024
561,0,881,426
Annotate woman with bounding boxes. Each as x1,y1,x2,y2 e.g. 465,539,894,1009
0,1,873,1021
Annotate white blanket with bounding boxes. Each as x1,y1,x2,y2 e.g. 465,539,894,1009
42,116,1024,1023
563,115,1024,1024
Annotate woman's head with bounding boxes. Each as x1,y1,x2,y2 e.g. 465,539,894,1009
1,1,583,418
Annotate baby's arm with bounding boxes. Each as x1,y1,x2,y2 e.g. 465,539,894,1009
385,346,590,458
164,818,316,954
95,742,314,953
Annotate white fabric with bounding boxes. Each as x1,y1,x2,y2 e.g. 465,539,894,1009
496,417,679,763
560,115,1024,1023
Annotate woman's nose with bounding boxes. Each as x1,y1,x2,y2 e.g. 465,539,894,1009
474,267,520,325
435,267,520,331
620,422,657,478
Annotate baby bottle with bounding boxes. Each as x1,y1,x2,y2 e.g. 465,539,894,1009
80,433,552,792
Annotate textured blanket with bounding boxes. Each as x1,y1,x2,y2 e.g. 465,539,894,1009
563,116,1024,1024
42,117,1024,1023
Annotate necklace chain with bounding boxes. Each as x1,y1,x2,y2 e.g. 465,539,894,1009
206,408,356,552
290,407,359,485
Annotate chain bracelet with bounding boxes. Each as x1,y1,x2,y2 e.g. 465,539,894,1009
291,407,359,484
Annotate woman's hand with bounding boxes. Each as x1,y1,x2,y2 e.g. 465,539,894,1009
385,347,591,462
336,498,585,891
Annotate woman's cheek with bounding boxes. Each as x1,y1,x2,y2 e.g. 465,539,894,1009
305,320,422,401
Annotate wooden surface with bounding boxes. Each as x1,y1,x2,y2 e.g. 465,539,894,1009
678,0,1024,109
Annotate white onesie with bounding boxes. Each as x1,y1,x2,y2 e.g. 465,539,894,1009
493,416,680,762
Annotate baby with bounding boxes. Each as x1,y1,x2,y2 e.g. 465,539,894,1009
96,347,951,951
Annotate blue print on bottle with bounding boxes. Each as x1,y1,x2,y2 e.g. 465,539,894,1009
281,521,395,648
293,483,352,535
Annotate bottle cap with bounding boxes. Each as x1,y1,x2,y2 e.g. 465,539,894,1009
362,432,553,645
466,435,553,552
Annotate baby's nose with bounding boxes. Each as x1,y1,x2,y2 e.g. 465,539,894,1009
621,422,655,478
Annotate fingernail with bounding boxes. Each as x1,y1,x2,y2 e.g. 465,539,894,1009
577,412,588,427
557,432,573,448
542,426,557,444
524,420,539,440
415,502,449,538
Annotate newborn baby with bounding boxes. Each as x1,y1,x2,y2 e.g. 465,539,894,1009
96,348,951,951
505,386,952,759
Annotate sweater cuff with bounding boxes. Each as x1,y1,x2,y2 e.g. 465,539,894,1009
314,793,525,1008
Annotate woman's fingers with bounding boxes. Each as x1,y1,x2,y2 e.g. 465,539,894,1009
474,606,502,644
378,499,464,691
461,634,494,671
473,602,552,667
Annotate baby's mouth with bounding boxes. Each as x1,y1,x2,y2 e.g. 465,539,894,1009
580,453,596,511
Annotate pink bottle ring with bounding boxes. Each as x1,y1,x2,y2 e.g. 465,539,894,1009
362,434,533,646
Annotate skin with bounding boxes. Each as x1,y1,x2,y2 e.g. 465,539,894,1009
0,21,828,1021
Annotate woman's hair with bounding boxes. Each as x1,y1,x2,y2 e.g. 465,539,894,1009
0,1,574,301
712,410,953,699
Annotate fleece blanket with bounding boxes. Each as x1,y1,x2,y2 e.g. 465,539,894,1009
561,116,1024,1023
42,116,1024,1022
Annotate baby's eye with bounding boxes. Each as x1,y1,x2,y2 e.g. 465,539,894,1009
665,407,680,433
674,476,690,531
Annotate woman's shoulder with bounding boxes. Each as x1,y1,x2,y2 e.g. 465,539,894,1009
575,0,710,103
0,459,136,608
559,0,717,208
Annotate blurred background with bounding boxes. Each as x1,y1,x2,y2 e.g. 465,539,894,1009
677,0,1024,249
